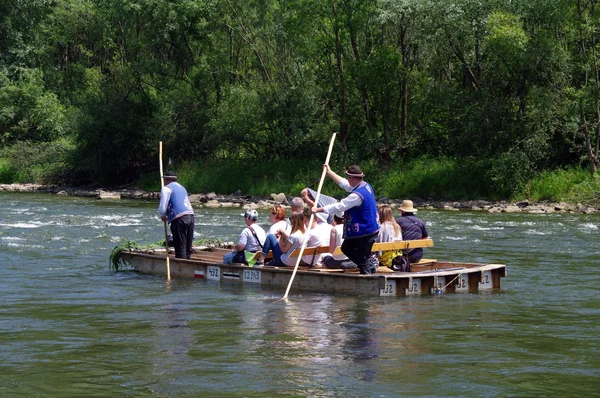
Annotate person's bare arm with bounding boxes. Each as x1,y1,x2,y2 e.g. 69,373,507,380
324,164,343,185
301,188,315,208
329,228,337,254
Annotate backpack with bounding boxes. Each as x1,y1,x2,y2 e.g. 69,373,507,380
391,251,411,272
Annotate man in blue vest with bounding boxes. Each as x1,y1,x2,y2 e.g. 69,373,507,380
311,165,380,274
158,171,195,259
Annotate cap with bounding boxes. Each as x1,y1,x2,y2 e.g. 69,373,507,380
242,209,258,221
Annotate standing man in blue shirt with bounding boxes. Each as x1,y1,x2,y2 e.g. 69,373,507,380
158,171,195,259
311,165,380,274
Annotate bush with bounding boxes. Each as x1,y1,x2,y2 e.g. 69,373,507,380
516,167,593,202
375,157,492,200
0,138,75,183
137,158,327,197
0,158,15,183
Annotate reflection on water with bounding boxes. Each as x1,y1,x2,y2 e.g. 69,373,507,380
0,192,599,396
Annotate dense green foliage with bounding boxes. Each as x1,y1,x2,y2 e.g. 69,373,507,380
1,0,600,201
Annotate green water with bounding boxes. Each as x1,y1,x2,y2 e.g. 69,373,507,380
1,192,599,396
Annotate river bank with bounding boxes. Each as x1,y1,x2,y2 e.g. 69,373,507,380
1,183,598,214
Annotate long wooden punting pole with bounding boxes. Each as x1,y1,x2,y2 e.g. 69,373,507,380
282,133,336,299
159,141,172,281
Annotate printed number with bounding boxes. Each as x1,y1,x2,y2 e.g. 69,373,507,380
243,270,260,280
482,274,489,284
209,267,219,277
380,282,396,296
457,276,467,289
408,283,418,293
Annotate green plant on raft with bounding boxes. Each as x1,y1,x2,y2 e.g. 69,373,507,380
109,240,163,271
109,238,231,271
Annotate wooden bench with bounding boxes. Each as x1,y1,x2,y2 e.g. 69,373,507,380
287,238,434,258
250,238,434,269
271,238,434,263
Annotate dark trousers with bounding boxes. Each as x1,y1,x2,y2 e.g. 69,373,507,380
323,256,357,269
341,231,378,274
171,214,195,259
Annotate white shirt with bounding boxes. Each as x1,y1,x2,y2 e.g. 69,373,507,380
377,222,403,243
302,221,332,265
237,224,266,252
326,223,349,261
281,231,306,266
323,179,363,216
157,186,172,218
267,220,290,236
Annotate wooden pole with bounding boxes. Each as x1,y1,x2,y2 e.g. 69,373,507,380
282,133,336,299
159,141,171,281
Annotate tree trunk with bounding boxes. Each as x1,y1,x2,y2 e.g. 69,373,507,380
332,1,348,142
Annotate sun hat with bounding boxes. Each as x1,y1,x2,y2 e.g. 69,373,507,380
399,200,417,213
242,209,259,221
344,165,365,178
162,171,177,180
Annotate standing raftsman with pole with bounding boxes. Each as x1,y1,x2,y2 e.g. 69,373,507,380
157,142,196,281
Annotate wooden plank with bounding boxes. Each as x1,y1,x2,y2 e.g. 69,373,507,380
371,239,434,252
288,238,435,258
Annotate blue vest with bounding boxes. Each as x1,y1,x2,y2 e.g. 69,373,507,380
166,182,194,222
344,181,379,238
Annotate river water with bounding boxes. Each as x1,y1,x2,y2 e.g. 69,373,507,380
1,192,598,397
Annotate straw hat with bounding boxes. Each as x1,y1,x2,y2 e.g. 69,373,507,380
399,200,417,212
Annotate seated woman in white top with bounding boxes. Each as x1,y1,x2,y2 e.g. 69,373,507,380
301,207,332,266
257,205,291,265
376,205,403,268
277,212,307,267
322,214,357,269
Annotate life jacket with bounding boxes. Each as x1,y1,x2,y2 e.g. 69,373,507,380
166,182,194,223
344,181,379,238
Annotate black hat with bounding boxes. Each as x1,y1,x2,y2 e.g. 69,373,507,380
163,171,177,180
345,165,365,178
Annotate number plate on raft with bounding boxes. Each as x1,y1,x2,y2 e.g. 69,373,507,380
478,270,493,290
405,278,422,295
207,266,220,281
379,280,396,296
243,269,262,284
455,274,469,292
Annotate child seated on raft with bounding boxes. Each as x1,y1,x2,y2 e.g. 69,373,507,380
376,204,403,268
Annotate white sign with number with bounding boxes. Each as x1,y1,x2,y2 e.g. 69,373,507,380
207,266,220,281
405,278,421,295
478,270,493,290
455,274,468,292
432,276,446,293
379,280,396,296
243,269,262,284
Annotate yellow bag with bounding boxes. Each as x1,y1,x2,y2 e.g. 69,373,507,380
378,250,401,268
